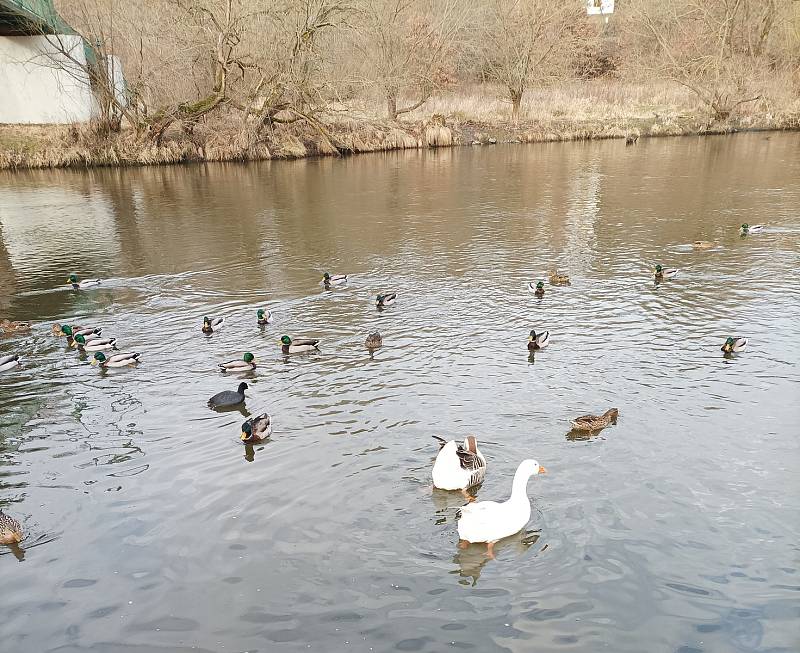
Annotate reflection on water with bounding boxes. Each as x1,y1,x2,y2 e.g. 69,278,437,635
1,133,799,652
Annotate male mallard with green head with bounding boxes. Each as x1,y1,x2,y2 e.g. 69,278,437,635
721,336,747,353
202,316,225,333
67,274,101,290
241,413,272,443
91,352,141,368
280,335,320,354
220,352,257,372
654,264,678,281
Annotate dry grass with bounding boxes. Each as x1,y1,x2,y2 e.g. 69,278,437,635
1,78,799,170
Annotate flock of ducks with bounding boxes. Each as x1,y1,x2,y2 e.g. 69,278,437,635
0,223,765,552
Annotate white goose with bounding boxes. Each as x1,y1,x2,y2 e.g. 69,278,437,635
457,459,546,555
432,436,486,492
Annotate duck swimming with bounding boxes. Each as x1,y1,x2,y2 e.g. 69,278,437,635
208,382,248,409
257,309,272,325
570,408,619,432
528,281,545,297
72,334,117,352
0,354,20,372
456,459,546,555
0,320,31,336
0,509,23,545
52,324,102,339
91,352,141,368
202,316,224,333
654,264,678,281
721,336,747,353
692,241,714,249
365,332,383,349
527,329,550,350
241,413,272,443
220,352,256,372
548,271,570,285
322,272,348,287
67,274,101,290
280,335,319,354
432,435,487,492
740,223,764,235
376,292,397,308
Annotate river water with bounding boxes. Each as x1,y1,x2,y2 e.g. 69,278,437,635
0,133,798,653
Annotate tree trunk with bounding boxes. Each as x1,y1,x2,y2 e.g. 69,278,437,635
387,91,398,121
510,88,523,125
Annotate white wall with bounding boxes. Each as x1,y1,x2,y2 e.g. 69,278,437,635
0,34,97,124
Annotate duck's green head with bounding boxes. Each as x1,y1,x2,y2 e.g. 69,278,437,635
322,272,331,282
376,294,385,302
741,223,749,231
655,264,663,273
203,316,211,324
241,421,253,441
528,329,537,341
74,334,86,345
723,337,735,352
257,309,265,319
68,274,78,284
61,325,73,336
280,335,292,346
91,352,106,365
243,352,255,363
536,281,544,289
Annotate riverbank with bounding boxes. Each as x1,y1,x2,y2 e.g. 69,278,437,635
2,81,799,170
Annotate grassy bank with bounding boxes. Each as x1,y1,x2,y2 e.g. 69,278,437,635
2,81,799,170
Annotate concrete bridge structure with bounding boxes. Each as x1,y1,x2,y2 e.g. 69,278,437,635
0,0,97,123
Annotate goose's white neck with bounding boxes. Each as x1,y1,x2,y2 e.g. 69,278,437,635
509,466,535,503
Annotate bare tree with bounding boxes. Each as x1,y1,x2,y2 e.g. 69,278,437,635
629,0,790,123
352,0,468,120
476,0,583,124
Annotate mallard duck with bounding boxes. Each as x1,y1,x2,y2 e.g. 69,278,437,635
202,316,224,333
528,281,545,297
527,329,550,350
693,241,715,249
625,134,639,146
0,354,20,372
548,271,570,285
257,309,272,325
571,408,619,432
91,351,140,368
721,336,747,353
0,320,31,335
376,292,397,308
322,272,348,287
67,274,101,289
0,509,23,545
457,459,547,553
52,324,102,339
241,412,272,443
280,335,319,354
654,264,678,281
365,332,382,349
740,223,764,235
432,435,487,491
208,382,248,409
220,352,256,372
71,334,117,352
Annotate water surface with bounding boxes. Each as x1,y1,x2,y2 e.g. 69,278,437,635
1,133,799,653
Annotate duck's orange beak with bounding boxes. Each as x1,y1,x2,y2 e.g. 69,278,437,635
538,465,548,475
